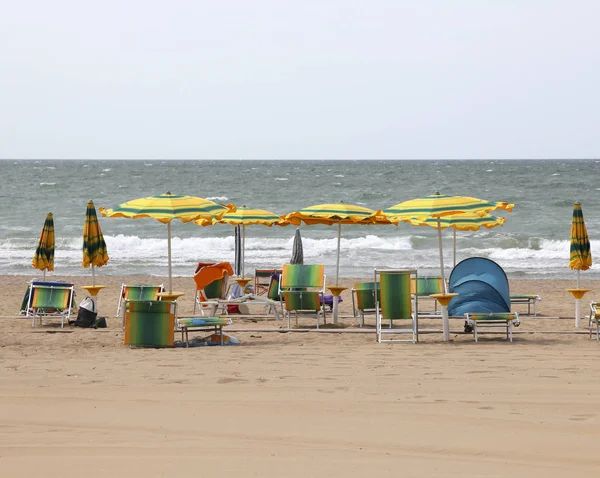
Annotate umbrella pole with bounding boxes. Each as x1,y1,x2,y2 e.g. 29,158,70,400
576,270,581,328
336,222,341,286
92,264,95,286
437,218,447,293
453,229,457,267
437,218,451,342
43,270,46,281
167,222,172,293
242,224,246,278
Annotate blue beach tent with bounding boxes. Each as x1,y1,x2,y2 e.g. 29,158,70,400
448,257,511,316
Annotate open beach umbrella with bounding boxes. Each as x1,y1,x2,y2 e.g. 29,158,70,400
32,212,55,280
82,200,109,286
100,192,228,293
568,201,592,327
195,206,289,277
284,202,384,285
290,228,304,265
410,213,507,266
378,193,514,292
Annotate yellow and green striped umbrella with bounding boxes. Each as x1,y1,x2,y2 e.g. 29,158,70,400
196,206,289,277
100,192,229,292
569,201,592,273
32,212,55,280
409,213,507,266
378,193,515,292
284,202,388,285
82,200,109,285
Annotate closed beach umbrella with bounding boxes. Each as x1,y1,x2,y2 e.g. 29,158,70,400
32,212,55,280
196,206,289,277
284,202,383,285
234,225,242,276
411,213,507,266
568,201,592,327
378,193,514,291
101,192,228,293
290,228,304,265
82,200,109,286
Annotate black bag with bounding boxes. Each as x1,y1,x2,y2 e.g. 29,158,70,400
73,297,97,328
93,317,107,328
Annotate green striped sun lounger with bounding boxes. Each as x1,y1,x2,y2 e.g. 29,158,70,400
124,300,176,348
509,295,541,316
374,269,418,344
351,281,380,327
116,283,164,318
411,276,444,315
279,264,326,329
465,312,520,342
25,281,75,328
176,316,232,347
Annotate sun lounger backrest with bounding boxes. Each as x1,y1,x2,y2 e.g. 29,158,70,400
124,300,175,347
123,284,164,301
411,276,444,296
29,282,74,310
379,272,412,320
203,277,227,300
281,264,325,289
267,273,281,301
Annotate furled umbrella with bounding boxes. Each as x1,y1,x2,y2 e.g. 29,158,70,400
290,228,304,265
284,202,385,285
101,192,229,293
568,201,592,327
82,200,109,286
32,212,55,280
234,225,242,276
196,206,289,277
410,213,508,266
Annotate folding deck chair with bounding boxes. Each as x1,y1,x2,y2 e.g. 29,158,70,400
510,295,542,316
374,269,418,343
123,300,176,347
23,280,75,328
351,281,380,327
116,283,164,318
279,264,327,328
411,276,444,315
193,262,234,316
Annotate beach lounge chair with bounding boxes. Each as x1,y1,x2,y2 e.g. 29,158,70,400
449,257,520,342
279,264,327,328
116,283,164,318
589,302,600,341
123,300,176,347
193,262,234,316
254,269,282,296
411,276,444,315
374,269,418,343
175,316,232,347
23,280,75,328
510,294,542,316
351,281,380,327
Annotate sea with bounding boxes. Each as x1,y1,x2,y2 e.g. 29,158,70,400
1,159,599,280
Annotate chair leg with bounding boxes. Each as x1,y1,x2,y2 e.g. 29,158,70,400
473,323,478,342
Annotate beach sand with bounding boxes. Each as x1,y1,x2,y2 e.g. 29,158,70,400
1,274,599,477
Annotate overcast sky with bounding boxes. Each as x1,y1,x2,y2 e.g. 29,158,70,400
1,0,598,160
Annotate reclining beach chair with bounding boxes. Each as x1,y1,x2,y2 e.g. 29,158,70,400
449,257,520,342
123,299,176,348
411,276,444,315
193,261,234,316
278,264,326,328
116,283,164,318
23,280,75,328
374,269,418,343
351,281,380,327
254,269,282,296
589,301,600,341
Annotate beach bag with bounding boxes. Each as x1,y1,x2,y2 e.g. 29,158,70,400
74,296,97,328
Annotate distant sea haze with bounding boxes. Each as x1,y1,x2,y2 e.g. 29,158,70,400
1,159,598,280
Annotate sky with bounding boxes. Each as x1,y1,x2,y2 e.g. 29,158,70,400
1,0,599,160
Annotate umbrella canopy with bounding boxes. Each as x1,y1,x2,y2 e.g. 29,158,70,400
290,228,304,265
82,200,109,285
409,213,507,266
101,192,228,292
32,212,55,280
569,201,592,280
379,193,515,291
196,206,289,277
284,202,383,285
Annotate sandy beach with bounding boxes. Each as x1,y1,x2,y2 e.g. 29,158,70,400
1,274,599,477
